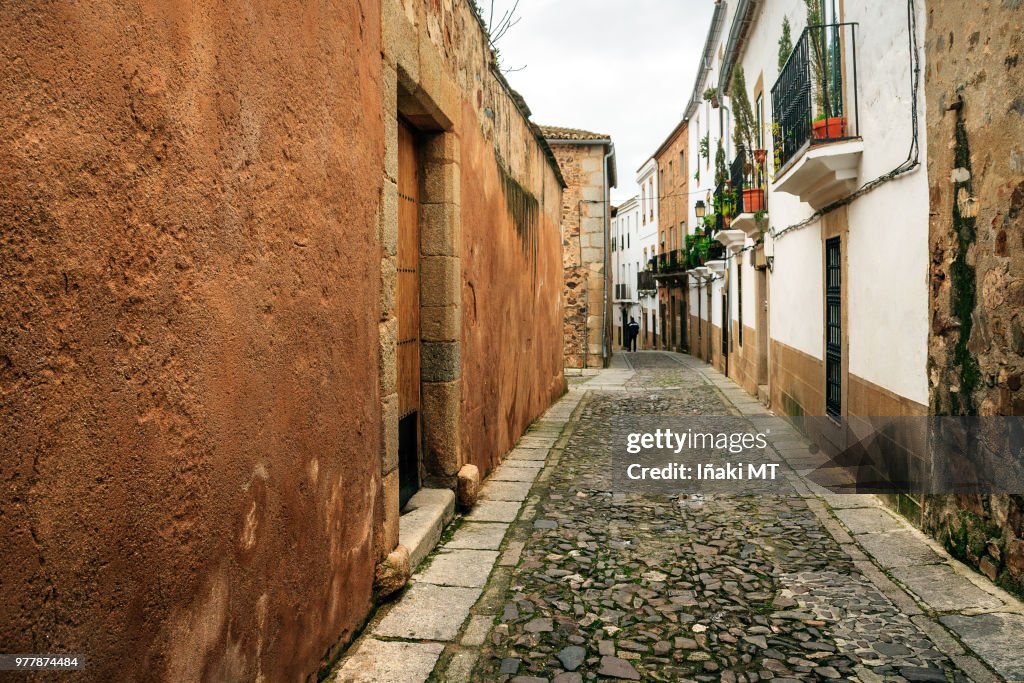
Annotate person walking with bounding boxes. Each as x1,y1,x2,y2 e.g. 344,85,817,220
627,316,640,352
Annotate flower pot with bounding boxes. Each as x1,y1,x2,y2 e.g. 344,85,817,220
812,116,847,140
742,188,765,213
753,148,767,166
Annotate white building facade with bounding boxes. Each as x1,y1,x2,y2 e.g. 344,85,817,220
611,196,646,349
636,158,661,348
680,0,929,438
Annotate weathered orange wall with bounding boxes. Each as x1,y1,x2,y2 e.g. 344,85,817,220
1,1,384,680
459,109,566,476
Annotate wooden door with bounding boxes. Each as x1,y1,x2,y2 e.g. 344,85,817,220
397,121,421,509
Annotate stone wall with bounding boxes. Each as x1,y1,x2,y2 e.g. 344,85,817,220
924,0,1024,597
0,0,567,679
1,1,385,679
548,142,612,369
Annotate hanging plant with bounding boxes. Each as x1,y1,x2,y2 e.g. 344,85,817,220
699,133,710,161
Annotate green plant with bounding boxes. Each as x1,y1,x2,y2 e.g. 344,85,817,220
771,122,784,172
731,66,757,161
778,16,793,72
804,0,840,119
714,137,728,186
703,87,718,102
694,167,700,184
754,209,768,234
699,133,710,161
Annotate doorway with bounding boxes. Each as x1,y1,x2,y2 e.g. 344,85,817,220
397,121,422,508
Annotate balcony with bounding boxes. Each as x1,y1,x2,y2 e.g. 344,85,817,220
771,23,863,209
729,147,769,238
636,270,656,295
614,283,633,301
654,249,686,283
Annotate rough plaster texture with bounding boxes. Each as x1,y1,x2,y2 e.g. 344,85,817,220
1,2,385,681
653,121,689,353
923,1,1024,598
1,0,566,680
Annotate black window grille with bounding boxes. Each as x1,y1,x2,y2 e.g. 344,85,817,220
721,291,729,356
825,237,842,418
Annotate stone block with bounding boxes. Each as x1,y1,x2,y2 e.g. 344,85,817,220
416,36,458,130
834,507,904,535
422,379,461,477
399,487,456,570
374,544,410,598
447,522,509,550
421,341,461,382
372,583,482,641
420,255,460,307
379,179,398,257
380,468,400,557
423,132,461,164
457,463,480,508
421,304,460,342
940,613,1024,680
465,500,522,523
416,549,499,587
890,564,1004,612
422,161,461,205
479,480,532,502
382,0,418,84
379,256,396,320
421,202,460,256
381,393,399,475
334,638,443,683
379,317,397,395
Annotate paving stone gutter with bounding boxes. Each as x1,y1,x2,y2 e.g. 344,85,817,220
331,352,1024,683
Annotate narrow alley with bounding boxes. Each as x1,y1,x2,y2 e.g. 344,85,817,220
336,353,1024,683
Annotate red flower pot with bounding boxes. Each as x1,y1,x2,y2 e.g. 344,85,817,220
812,116,847,140
742,188,765,213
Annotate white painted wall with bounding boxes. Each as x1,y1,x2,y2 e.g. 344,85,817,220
713,0,929,406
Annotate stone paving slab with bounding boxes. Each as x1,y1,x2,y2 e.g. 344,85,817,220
479,479,533,502
939,613,1024,681
490,465,538,482
834,506,907,534
890,564,1006,612
464,499,522,522
332,639,445,683
416,549,499,587
500,460,544,471
505,447,548,461
822,493,880,509
373,583,482,641
856,530,945,568
446,522,509,550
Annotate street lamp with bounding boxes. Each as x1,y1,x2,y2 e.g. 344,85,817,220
694,200,706,219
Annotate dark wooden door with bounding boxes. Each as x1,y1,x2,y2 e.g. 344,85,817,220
397,121,421,509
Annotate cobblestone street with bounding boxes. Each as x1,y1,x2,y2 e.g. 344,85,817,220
336,352,1024,683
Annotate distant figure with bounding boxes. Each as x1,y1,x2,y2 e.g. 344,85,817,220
627,316,640,352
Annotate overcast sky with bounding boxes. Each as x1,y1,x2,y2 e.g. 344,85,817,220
486,0,716,204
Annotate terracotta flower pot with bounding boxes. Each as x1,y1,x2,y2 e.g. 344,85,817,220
812,116,847,140
742,188,765,213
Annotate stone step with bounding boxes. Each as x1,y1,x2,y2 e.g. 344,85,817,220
399,488,456,571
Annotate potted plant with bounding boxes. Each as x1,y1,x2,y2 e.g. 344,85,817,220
805,0,846,140
703,87,720,108
744,186,766,213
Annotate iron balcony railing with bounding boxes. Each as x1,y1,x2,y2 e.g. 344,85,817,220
731,149,746,216
637,271,656,293
771,22,859,170
712,182,726,233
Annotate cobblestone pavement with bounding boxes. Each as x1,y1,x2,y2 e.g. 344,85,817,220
471,353,973,683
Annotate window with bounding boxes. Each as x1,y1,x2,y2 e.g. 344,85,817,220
826,237,842,418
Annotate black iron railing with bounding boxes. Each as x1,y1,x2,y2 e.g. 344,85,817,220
648,257,659,274
712,182,726,234
771,23,859,170
707,242,726,262
731,148,747,216
637,271,656,292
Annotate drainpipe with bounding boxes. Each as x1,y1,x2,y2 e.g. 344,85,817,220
601,142,616,367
